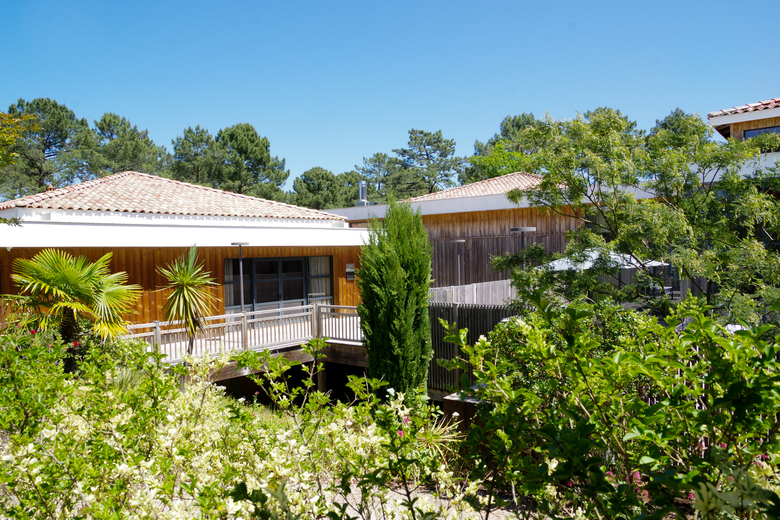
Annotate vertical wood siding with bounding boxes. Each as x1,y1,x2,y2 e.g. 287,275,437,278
730,116,780,141
0,246,362,324
428,302,514,391
422,207,580,287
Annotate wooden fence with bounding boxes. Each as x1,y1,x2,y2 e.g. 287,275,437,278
427,302,515,393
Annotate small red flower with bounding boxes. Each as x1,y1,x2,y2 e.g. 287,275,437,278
398,430,404,438
30,329,36,334
73,341,79,347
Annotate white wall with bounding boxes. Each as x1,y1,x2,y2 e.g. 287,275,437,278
0,210,369,248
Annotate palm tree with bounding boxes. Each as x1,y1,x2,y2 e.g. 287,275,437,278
11,249,141,343
157,246,217,355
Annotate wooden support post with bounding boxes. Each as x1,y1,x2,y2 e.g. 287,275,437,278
452,303,463,389
452,302,459,329
317,361,327,393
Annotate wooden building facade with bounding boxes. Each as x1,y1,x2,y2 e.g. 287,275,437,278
329,172,582,288
422,206,579,287
0,245,361,324
0,172,367,324
708,97,780,141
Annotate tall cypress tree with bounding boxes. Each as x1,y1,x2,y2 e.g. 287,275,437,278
357,201,433,392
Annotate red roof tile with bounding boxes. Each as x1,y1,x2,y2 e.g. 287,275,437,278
707,98,780,119
407,172,542,202
0,171,346,221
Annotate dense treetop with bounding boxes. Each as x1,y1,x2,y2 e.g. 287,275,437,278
2,97,778,225
0,98,473,206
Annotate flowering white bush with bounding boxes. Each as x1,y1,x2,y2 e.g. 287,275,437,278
0,336,481,519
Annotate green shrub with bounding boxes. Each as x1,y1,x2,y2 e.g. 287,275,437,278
0,326,66,437
357,200,433,393
1,337,471,519
445,295,780,518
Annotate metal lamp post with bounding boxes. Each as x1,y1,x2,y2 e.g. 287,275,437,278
452,239,466,286
509,227,536,269
231,242,249,313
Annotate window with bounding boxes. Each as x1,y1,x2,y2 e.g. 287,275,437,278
744,126,780,139
223,256,333,312
307,256,333,303
223,258,251,310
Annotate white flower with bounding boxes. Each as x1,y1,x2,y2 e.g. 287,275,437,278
387,388,395,396
452,412,460,418
224,497,241,514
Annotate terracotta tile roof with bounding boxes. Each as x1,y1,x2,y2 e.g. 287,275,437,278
407,172,542,202
0,171,346,221
708,98,780,119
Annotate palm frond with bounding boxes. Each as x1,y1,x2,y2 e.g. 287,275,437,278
157,246,217,338
10,249,140,340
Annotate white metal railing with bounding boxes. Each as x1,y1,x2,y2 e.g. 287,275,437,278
430,279,518,305
318,305,362,344
123,304,362,364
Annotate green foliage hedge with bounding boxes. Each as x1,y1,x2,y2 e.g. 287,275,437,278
444,294,780,518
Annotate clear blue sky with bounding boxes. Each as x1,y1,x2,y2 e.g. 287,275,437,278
2,0,777,189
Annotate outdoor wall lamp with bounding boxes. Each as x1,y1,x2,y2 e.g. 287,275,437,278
231,242,249,313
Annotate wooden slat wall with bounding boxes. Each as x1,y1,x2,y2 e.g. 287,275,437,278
428,302,514,391
0,246,362,324
730,116,780,141
423,207,581,287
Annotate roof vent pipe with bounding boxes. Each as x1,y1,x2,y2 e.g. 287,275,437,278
355,181,376,206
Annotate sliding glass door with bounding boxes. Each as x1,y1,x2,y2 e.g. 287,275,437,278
224,256,332,313
253,259,305,311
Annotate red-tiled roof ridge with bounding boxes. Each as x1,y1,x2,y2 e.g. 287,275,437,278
707,98,780,119
0,171,346,221
406,171,542,202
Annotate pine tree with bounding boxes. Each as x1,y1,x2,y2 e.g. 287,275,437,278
357,201,433,392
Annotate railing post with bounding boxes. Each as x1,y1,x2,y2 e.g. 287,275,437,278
312,303,320,339
241,311,248,351
153,321,161,351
